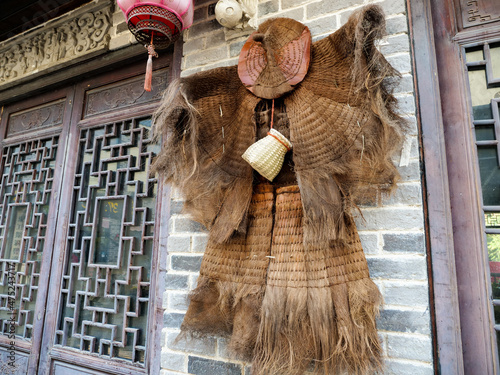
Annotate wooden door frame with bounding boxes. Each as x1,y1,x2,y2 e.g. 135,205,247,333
0,86,76,374
409,0,500,373
407,0,464,373
35,51,175,375
0,43,147,106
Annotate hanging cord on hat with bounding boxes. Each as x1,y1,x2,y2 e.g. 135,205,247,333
145,34,158,92
267,99,291,151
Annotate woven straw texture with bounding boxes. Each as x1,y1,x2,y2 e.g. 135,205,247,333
238,18,311,99
183,184,382,375
152,5,405,374
242,129,292,181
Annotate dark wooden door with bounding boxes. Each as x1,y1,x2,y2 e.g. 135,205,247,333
429,0,500,373
0,56,172,375
0,87,74,375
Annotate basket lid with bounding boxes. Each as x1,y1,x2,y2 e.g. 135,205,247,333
238,18,311,99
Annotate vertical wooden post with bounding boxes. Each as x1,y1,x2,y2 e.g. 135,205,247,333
408,0,464,373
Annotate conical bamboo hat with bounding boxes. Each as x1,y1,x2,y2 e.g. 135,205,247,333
238,18,311,99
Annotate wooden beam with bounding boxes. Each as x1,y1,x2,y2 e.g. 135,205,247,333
0,43,148,106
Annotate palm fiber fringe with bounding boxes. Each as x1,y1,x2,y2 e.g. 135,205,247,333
182,185,382,375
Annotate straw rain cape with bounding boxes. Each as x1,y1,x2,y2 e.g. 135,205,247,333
153,5,404,375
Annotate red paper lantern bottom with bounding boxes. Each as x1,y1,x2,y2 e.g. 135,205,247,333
127,4,182,50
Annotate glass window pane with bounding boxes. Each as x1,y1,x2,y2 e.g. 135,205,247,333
476,125,496,141
466,47,484,63
468,68,500,109
477,147,500,205
4,205,28,261
495,304,500,324
92,198,124,266
488,234,500,304
473,104,494,120
491,43,500,80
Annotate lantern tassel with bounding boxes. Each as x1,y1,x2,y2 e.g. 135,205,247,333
145,54,153,92
144,40,158,92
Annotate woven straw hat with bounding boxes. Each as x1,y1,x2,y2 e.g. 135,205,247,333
238,18,311,99
242,128,292,181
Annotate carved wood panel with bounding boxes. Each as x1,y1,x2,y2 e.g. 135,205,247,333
0,3,111,86
54,117,159,366
84,70,168,118
0,136,59,340
7,99,65,138
0,348,28,375
460,0,500,29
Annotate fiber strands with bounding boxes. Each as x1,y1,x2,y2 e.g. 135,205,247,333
185,184,382,375
152,5,404,374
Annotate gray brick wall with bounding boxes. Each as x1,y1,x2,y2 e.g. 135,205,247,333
161,1,432,374
110,3,137,50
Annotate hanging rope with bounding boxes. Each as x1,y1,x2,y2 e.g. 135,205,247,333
266,99,290,151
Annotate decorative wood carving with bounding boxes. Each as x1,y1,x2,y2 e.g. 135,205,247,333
460,0,500,28
0,2,111,86
7,100,65,137
84,71,168,117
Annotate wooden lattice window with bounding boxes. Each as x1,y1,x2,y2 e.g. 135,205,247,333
0,54,172,375
465,38,500,357
0,136,59,339
55,117,159,365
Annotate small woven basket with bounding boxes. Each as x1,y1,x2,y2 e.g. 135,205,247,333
242,129,292,181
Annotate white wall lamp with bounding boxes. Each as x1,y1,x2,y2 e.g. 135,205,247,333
215,0,257,29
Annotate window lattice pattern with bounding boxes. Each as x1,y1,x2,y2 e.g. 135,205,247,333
467,40,500,347
0,137,59,339
466,42,500,204
55,118,158,365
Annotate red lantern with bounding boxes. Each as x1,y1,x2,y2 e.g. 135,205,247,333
117,0,194,91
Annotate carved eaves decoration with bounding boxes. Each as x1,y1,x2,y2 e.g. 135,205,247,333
0,0,112,89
